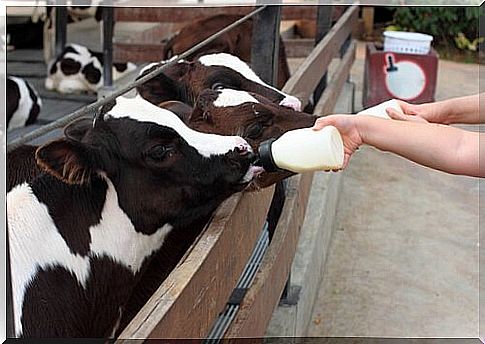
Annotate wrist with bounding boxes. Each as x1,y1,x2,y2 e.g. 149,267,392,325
354,114,371,145
432,99,457,124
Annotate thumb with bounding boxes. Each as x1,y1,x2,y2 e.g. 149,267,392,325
312,116,333,131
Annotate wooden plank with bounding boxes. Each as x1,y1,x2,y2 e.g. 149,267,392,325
224,172,314,338
114,6,324,22
117,185,275,340
282,5,358,105
283,38,314,58
362,7,375,38
313,40,356,116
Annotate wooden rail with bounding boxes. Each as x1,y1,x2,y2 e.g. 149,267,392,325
114,6,345,22
223,7,357,337
118,186,275,340
117,5,358,340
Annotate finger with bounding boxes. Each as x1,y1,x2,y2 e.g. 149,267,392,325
386,107,406,120
312,117,330,131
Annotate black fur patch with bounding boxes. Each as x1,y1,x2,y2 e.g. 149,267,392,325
6,77,20,127
30,175,108,256
114,63,128,72
7,145,39,192
82,62,102,85
60,58,82,76
25,80,40,125
21,256,135,338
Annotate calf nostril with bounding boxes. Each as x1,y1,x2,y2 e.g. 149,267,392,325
235,144,249,155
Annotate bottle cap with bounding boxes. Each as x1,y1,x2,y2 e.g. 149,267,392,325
258,138,278,173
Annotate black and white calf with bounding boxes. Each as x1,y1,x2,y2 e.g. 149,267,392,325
45,43,136,94
7,76,42,130
7,95,260,338
137,53,301,111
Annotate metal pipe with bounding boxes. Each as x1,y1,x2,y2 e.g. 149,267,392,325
54,6,67,57
102,6,114,87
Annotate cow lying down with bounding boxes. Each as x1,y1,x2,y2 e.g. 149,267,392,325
7,95,260,337
45,43,136,94
7,76,42,130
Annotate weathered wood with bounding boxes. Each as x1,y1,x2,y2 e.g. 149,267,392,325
362,6,375,38
224,172,314,338
284,38,314,58
282,5,358,105
314,40,356,116
117,186,275,340
114,6,324,22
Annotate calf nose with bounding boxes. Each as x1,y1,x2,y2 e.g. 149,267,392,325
279,96,302,111
234,139,252,156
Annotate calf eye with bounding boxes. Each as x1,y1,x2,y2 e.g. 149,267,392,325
211,82,226,91
246,123,264,140
148,145,171,160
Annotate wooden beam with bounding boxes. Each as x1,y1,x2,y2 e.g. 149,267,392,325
282,5,358,106
224,172,314,338
114,6,326,22
117,186,275,340
313,40,356,116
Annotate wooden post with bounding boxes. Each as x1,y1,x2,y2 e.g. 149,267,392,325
102,7,114,88
313,5,333,105
362,7,374,38
250,4,281,86
54,5,67,57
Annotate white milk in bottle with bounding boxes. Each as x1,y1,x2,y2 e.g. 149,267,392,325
257,126,344,173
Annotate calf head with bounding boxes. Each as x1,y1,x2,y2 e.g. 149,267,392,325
36,96,259,230
169,89,316,189
137,53,301,111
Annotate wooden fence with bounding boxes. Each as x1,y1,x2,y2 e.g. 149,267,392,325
116,5,358,340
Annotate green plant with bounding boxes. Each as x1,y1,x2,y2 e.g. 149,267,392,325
389,7,480,51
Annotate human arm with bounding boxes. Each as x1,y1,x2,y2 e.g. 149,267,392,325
385,93,483,124
313,114,482,177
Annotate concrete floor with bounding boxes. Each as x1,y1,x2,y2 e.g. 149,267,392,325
307,42,480,337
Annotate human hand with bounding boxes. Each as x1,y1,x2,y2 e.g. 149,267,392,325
312,115,364,169
386,100,443,124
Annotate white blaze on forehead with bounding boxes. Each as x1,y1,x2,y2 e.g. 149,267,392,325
106,95,251,157
198,53,302,111
213,89,259,107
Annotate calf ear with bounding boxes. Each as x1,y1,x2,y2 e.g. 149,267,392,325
158,101,193,124
35,139,96,185
64,117,92,141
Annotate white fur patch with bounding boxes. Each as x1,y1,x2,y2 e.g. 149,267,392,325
7,178,172,336
8,76,41,129
213,89,259,107
107,95,251,157
198,53,302,111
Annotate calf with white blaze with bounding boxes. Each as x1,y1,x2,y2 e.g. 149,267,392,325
122,89,314,330
45,43,136,94
136,52,301,111
7,95,259,338
7,76,42,130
